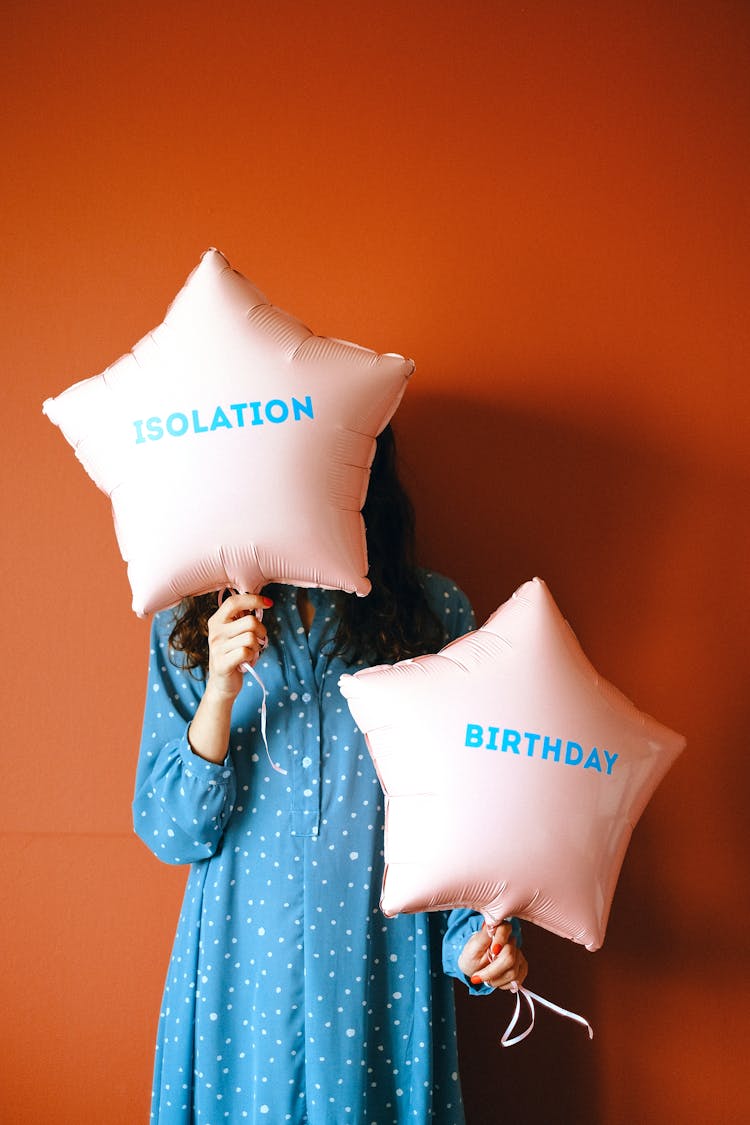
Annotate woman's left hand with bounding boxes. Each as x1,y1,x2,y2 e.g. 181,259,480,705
457,921,528,991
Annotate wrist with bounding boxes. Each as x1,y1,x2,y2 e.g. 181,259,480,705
188,684,235,764
203,676,241,707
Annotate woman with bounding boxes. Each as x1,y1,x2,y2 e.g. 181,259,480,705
133,426,527,1124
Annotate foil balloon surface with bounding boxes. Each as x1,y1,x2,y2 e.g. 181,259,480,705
340,578,685,950
43,249,413,615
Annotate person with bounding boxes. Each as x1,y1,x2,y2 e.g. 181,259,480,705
133,425,528,1124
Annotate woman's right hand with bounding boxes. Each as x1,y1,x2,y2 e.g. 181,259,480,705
187,593,273,765
205,593,273,702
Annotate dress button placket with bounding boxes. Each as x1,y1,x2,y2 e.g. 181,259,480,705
283,589,323,839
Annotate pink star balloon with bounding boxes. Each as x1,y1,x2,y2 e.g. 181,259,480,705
42,249,413,615
339,578,685,950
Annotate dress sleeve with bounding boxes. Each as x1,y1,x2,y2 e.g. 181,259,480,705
420,570,477,643
132,614,237,866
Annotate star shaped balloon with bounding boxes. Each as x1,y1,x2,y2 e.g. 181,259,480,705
43,249,413,615
339,578,685,950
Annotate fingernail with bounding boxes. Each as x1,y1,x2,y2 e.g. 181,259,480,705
492,943,504,956
262,596,274,607
470,974,483,985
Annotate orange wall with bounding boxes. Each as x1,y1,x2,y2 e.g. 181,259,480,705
2,3,748,1122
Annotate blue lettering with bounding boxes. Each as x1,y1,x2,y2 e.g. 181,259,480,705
166,413,188,437
461,725,618,777
134,396,316,443
292,394,314,421
462,723,618,778
210,406,232,431
542,736,562,763
465,723,483,748
564,740,583,766
584,748,603,772
525,732,541,757
230,402,248,427
266,398,289,423
501,729,521,755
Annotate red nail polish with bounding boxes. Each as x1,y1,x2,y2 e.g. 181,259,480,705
262,596,274,607
470,974,483,985
492,943,504,956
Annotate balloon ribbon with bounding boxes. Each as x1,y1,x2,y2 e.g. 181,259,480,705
219,590,287,777
240,655,287,777
501,982,594,1047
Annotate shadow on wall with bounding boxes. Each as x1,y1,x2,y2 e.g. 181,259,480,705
397,390,696,624
393,391,749,1124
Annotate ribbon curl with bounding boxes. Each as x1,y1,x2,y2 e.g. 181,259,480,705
501,982,594,1047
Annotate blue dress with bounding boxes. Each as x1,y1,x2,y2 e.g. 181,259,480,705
133,572,487,1124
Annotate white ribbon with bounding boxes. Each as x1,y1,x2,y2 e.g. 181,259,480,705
241,655,287,777
501,983,594,1047
219,591,287,777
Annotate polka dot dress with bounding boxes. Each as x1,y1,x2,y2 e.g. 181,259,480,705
133,572,483,1124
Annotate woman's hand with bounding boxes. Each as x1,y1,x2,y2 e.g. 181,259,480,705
187,593,272,765
457,921,528,991
206,593,272,702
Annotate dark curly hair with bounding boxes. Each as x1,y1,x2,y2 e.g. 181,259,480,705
168,425,445,671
